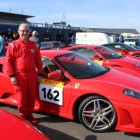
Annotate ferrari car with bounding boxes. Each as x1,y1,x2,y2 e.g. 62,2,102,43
1,50,140,133
0,108,50,140
62,45,140,74
103,42,140,57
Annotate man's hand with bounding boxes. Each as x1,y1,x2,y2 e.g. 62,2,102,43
10,77,17,85
38,76,42,83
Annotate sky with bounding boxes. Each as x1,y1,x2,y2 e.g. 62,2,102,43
0,0,140,32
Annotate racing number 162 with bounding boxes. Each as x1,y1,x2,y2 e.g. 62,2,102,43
42,88,59,101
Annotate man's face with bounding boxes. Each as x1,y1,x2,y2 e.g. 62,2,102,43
18,24,30,41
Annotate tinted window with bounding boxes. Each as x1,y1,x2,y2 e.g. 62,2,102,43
103,44,116,50
95,46,122,59
56,52,109,79
70,48,95,58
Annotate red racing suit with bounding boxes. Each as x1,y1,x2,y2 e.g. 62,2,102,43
6,38,43,116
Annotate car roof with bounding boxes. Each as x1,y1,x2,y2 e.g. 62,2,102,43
63,45,100,49
40,50,73,59
103,42,124,45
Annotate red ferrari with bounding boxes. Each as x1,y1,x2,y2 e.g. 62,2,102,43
0,108,50,140
103,42,140,57
62,45,140,74
1,50,140,133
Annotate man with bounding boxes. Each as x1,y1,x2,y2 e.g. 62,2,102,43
6,23,43,123
0,32,6,57
12,31,19,41
119,34,124,43
29,30,40,48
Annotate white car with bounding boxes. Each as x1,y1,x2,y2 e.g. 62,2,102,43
124,38,137,45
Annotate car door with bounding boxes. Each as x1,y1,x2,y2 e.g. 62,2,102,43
38,56,72,115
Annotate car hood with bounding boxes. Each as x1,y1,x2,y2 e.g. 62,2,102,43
104,56,140,72
89,67,140,89
127,50,140,55
75,67,140,103
0,109,49,140
120,56,140,64
130,50,140,53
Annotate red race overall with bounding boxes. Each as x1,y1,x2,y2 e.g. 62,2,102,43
6,38,43,116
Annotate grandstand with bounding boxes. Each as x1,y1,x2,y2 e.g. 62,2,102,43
0,11,81,43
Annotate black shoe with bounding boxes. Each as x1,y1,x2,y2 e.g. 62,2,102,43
27,114,38,123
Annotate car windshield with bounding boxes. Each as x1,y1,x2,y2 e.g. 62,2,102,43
55,52,109,79
128,44,139,50
41,42,52,48
122,43,138,51
95,46,122,59
41,41,65,49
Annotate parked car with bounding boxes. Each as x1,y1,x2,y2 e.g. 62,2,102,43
103,42,140,57
129,43,140,49
0,108,50,140
1,50,140,133
123,38,137,46
40,41,67,50
62,45,140,74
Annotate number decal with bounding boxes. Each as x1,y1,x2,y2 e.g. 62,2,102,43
42,88,46,98
39,79,64,105
53,90,59,101
46,88,53,100
41,88,60,102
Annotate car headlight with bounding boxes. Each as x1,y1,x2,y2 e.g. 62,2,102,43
123,89,140,99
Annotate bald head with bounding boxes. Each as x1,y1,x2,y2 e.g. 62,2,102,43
18,23,30,41
18,23,30,31
32,31,38,36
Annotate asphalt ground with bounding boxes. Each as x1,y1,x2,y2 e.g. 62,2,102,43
1,103,140,140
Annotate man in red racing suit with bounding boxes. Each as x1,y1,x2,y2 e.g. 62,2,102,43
6,23,43,123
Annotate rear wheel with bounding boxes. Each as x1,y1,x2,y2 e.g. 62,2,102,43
78,96,117,132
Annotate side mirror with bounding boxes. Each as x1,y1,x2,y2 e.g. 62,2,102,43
121,50,127,55
48,71,63,79
93,54,101,60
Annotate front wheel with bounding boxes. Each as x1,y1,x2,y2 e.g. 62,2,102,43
78,96,117,132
